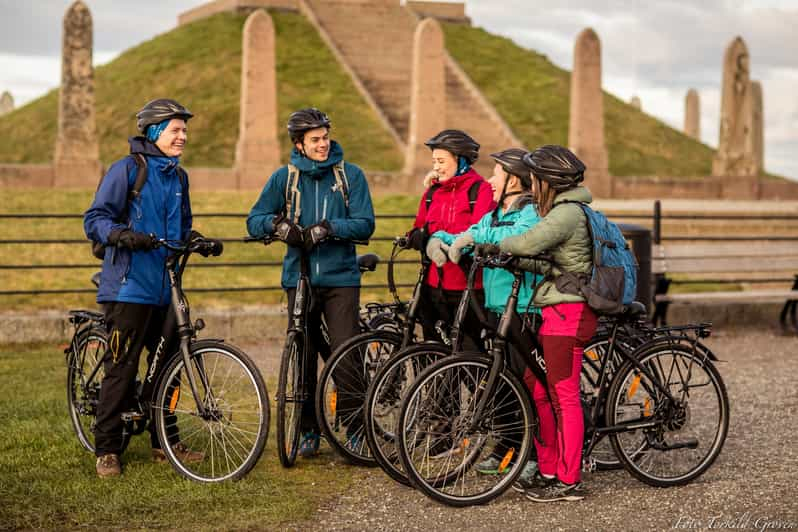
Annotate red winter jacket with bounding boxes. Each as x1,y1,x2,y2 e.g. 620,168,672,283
412,168,495,290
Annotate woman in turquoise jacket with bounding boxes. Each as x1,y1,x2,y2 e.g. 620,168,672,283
426,148,543,483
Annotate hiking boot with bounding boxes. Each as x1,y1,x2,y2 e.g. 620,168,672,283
512,468,555,494
298,432,321,458
344,433,363,453
96,454,121,478
152,442,205,463
525,480,587,502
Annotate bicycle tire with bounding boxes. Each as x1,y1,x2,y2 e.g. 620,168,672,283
66,325,108,454
152,339,269,482
606,342,729,487
316,330,402,466
277,331,304,468
363,343,450,485
396,355,535,507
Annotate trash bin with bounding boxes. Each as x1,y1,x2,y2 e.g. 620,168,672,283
618,223,652,313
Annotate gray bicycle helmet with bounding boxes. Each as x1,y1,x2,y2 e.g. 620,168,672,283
136,99,193,133
490,149,532,188
424,129,480,164
287,108,331,144
523,145,586,191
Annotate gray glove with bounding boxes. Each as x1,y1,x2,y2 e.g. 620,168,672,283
447,232,475,264
426,237,450,267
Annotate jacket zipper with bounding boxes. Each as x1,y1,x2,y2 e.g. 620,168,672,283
315,180,320,277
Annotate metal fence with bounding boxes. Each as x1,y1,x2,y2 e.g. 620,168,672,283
1,200,796,296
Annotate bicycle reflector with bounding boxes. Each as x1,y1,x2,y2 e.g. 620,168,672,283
628,374,641,399
169,386,180,414
585,349,599,361
329,390,337,416
499,447,515,473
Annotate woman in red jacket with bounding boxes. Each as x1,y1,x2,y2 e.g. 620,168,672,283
405,130,495,349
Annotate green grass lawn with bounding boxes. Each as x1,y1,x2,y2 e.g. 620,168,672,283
0,188,422,311
0,342,360,529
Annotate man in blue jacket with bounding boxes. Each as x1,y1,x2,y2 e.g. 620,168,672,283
247,108,375,457
84,99,221,478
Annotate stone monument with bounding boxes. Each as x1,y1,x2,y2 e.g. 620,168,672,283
712,36,756,177
54,0,101,187
630,95,641,110
568,28,611,197
684,89,700,140
750,80,764,175
404,18,446,186
0,91,13,116
235,9,280,188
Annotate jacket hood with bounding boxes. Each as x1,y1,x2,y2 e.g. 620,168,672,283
507,193,535,213
128,136,180,170
554,185,592,205
437,167,482,190
290,140,344,176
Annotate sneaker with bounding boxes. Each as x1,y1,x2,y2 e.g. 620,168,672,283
96,454,121,478
344,433,362,453
512,468,555,494
475,456,502,475
152,442,205,463
298,432,321,458
525,480,587,503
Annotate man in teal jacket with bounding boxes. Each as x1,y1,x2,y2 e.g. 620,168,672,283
247,108,375,456
426,148,543,483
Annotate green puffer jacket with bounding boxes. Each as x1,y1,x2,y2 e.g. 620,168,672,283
499,186,593,308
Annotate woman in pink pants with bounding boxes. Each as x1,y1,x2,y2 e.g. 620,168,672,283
497,145,598,503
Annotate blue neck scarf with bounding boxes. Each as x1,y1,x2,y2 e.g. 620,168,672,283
455,156,470,176
145,119,170,143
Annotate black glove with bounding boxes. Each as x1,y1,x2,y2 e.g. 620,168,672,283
474,243,501,257
272,215,304,247
109,229,155,251
406,227,427,251
189,230,224,257
303,220,332,250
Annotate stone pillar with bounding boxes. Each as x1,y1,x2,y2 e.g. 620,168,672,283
750,80,764,175
684,88,700,140
404,18,446,191
630,95,641,110
235,9,280,189
568,28,611,197
712,36,756,177
0,91,13,116
54,0,101,187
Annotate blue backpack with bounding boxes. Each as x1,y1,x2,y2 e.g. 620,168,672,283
556,201,638,315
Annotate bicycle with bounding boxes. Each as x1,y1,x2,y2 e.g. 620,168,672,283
246,233,376,468
65,236,270,482
395,251,729,506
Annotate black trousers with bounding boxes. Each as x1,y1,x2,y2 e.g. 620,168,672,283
286,286,360,433
95,302,179,457
418,284,486,351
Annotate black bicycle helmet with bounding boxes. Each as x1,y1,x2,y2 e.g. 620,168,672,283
136,99,193,133
287,108,331,144
424,129,480,164
490,149,532,188
523,145,586,191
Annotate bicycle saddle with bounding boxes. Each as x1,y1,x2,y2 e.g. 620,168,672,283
91,272,101,288
357,253,380,272
622,301,647,318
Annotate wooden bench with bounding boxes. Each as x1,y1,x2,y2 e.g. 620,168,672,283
651,241,798,332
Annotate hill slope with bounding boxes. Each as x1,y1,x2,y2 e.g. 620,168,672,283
0,12,403,171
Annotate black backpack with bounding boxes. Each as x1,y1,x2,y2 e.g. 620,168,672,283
424,180,482,214
90,154,186,259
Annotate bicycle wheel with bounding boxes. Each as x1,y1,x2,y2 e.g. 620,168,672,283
152,340,269,482
66,325,107,453
364,343,449,485
277,331,304,468
606,342,729,487
316,330,401,466
396,355,535,507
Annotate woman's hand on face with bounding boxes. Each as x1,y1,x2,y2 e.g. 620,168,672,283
423,171,440,189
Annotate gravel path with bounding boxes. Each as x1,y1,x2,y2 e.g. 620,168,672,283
244,330,798,531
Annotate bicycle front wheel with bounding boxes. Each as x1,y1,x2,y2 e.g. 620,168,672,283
607,342,729,487
396,355,535,507
153,340,269,482
66,325,107,453
277,331,305,468
316,330,401,466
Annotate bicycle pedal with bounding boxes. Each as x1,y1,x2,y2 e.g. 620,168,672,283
582,457,597,473
121,411,146,422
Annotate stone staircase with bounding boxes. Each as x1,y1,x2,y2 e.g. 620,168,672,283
303,0,522,177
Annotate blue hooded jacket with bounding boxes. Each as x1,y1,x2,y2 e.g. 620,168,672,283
246,141,375,288
84,137,192,305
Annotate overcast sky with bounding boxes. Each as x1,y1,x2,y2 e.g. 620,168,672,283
1,0,795,179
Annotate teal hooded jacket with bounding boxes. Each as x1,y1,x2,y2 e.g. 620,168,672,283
246,141,375,288
433,194,543,315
